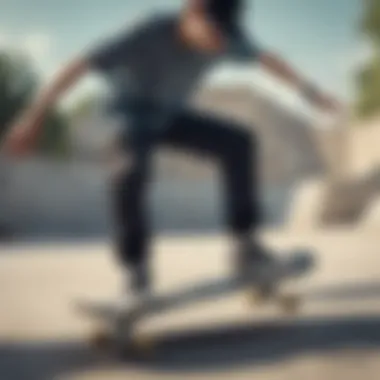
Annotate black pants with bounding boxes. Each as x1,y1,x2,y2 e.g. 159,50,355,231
112,110,261,268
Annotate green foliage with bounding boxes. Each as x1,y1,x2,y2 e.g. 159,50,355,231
356,0,380,118
37,110,71,158
0,52,36,141
69,95,98,121
361,0,380,43
356,52,380,117
0,50,71,158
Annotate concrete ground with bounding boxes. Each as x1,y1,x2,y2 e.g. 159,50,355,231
1,228,380,380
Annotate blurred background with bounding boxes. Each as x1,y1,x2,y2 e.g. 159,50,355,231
0,0,378,239
1,1,380,380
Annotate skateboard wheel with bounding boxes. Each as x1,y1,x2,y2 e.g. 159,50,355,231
117,335,156,360
279,294,301,314
132,335,156,354
89,329,112,349
246,288,271,306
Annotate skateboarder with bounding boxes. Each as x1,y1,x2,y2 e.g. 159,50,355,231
3,0,341,301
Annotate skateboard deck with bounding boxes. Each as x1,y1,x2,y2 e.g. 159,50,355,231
77,250,313,320
74,250,314,354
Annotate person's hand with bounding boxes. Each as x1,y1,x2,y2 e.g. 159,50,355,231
1,118,38,157
313,91,342,114
301,82,343,115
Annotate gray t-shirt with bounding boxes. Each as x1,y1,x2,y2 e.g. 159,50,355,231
89,13,262,129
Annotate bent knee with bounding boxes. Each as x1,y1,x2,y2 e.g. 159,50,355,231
230,128,257,159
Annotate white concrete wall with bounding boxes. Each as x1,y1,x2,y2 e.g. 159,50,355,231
348,117,380,177
1,158,296,239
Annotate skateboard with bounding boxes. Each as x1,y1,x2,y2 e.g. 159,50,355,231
74,249,314,356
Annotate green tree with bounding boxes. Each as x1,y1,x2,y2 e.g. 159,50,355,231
0,50,71,158
0,52,36,141
356,0,380,118
362,0,380,43
38,110,71,158
69,94,98,121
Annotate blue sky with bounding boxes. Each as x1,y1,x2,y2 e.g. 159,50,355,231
0,0,367,112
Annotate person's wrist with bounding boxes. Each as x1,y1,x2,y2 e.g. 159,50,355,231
299,80,318,102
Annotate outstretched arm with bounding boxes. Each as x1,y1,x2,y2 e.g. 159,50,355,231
2,16,157,157
258,51,342,113
227,33,342,114
2,57,90,156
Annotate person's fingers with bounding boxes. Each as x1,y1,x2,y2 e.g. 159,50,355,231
2,127,33,157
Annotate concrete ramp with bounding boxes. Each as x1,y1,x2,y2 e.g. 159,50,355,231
1,231,380,379
359,195,380,229
287,179,326,231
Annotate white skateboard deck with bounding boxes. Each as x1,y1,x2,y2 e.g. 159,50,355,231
75,250,315,323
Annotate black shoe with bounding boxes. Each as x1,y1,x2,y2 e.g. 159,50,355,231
234,240,278,277
115,264,151,310
235,241,313,280
129,262,151,297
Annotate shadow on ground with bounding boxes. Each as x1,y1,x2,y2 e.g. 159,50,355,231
2,314,380,380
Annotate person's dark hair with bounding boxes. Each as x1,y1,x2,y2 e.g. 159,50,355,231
205,0,245,36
